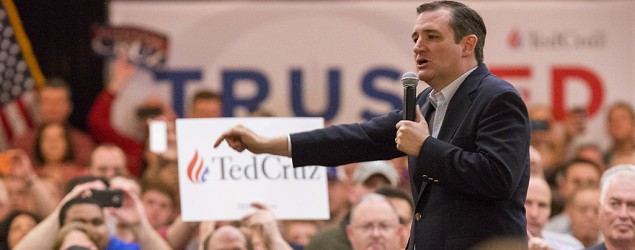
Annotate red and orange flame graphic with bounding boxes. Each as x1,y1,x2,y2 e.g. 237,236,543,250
187,150,204,183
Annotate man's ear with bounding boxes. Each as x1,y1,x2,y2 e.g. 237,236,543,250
462,35,477,57
345,224,354,241
397,224,405,237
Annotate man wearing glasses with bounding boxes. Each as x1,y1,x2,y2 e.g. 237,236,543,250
346,194,404,250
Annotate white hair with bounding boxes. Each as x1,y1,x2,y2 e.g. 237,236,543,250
600,164,635,203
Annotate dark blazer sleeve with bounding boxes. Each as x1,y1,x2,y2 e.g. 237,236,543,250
290,109,405,167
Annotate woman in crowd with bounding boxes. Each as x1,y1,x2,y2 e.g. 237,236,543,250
33,122,87,186
0,210,41,250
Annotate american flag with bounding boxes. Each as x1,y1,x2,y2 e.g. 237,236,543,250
0,0,45,149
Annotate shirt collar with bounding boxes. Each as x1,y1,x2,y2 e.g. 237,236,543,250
428,66,478,107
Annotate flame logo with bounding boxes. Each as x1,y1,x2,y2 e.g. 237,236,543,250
187,150,205,183
508,29,522,49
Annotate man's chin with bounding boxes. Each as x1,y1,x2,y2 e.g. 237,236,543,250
366,242,386,250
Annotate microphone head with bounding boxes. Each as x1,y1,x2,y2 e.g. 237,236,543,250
401,72,419,87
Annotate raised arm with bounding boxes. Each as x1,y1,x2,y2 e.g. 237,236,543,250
110,188,172,250
214,124,290,157
241,203,293,250
13,181,106,250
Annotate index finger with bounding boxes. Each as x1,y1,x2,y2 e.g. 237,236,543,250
213,134,227,148
250,202,268,210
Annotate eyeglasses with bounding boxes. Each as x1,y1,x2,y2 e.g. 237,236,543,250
353,222,399,234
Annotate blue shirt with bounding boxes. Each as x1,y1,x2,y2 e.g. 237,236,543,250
105,236,140,250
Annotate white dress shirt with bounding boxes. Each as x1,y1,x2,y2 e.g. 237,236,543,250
428,67,477,138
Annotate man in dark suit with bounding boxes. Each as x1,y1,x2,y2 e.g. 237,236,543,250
215,1,531,249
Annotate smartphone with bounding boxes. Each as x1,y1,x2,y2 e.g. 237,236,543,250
91,189,124,207
0,152,12,175
149,120,168,153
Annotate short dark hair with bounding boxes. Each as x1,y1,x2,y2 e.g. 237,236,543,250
38,77,72,100
0,210,41,249
417,1,487,65
375,186,414,224
88,143,127,169
142,181,178,209
58,197,102,226
562,158,602,179
606,101,635,122
192,90,221,104
65,176,110,194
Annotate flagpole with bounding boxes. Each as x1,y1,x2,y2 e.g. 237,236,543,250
1,0,45,87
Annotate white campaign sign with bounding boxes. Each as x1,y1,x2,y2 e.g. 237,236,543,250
176,117,328,221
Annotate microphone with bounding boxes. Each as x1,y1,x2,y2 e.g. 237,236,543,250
402,72,419,121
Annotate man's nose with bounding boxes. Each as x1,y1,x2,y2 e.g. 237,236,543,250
616,204,631,219
413,40,426,53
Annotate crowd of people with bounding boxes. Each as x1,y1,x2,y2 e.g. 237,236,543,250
3,1,635,249
1,57,633,250
0,51,417,250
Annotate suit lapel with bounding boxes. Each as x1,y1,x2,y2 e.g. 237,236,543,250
436,66,485,141
412,65,490,205
436,84,473,141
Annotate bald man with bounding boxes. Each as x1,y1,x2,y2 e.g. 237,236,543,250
203,225,251,250
346,194,404,250
525,177,583,249
88,144,128,180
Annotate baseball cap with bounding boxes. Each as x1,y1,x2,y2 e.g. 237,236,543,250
352,161,399,187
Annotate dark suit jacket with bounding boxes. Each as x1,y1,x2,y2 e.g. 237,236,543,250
290,64,531,250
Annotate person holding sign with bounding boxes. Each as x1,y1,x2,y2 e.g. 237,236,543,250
215,1,530,249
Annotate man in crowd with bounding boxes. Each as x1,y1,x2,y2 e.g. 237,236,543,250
88,144,129,180
188,90,223,118
12,78,94,166
547,158,602,232
587,164,635,250
376,186,414,249
306,161,399,250
14,179,171,250
525,177,583,249
566,187,602,248
202,225,251,250
140,183,177,230
346,193,404,250
604,102,635,166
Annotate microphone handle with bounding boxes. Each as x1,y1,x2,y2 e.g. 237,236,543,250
403,86,416,121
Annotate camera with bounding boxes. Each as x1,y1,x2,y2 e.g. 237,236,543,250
91,189,124,207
